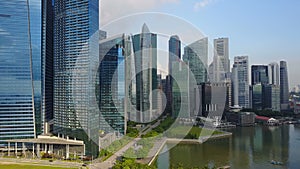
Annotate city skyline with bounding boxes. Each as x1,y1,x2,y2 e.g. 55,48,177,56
100,0,300,89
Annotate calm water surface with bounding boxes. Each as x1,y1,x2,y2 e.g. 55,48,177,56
157,125,300,169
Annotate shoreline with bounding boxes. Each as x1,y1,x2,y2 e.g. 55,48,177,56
147,131,232,166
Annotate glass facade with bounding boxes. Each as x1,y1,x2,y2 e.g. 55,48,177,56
99,35,126,135
183,38,208,85
53,0,99,156
280,61,290,111
168,35,181,116
132,24,157,123
252,84,263,110
251,65,269,85
41,0,54,133
0,0,42,141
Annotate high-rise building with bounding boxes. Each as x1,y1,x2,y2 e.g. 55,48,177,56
268,62,280,86
182,38,208,118
280,61,290,111
132,24,157,123
251,65,269,110
167,35,181,116
41,0,54,134
0,0,43,141
169,35,181,75
99,35,128,135
183,37,208,84
232,56,250,108
172,60,191,118
53,0,99,156
213,38,230,82
264,85,280,111
252,84,263,110
251,65,269,85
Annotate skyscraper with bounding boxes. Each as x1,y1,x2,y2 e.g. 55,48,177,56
183,37,208,84
132,24,157,123
264,85,280,111
53,0,99,155
41,0,54,134
172,60,191,118
251,65,268,110
251,65,269,85
169,35,181,75
232,56,250,108
280,61,290,111
183,38,208,117
213,38,230,82
268,62,280,86
99,35,127,135
168,35,181,116
0,0,42,141
252,84,263,110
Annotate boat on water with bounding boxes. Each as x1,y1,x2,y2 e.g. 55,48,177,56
270,160,283,165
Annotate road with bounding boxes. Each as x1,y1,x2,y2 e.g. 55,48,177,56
89,138,141,169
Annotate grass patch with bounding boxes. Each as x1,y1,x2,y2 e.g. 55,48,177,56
99,136,133,161
0,164,76,169
167,126,223,139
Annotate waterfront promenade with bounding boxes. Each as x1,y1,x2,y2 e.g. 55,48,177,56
147,132,232,166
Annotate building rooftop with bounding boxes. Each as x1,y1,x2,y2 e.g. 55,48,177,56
6,135,84,146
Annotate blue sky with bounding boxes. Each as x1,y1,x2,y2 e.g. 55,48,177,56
101,0,300,89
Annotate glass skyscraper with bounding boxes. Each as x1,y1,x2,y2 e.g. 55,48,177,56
99,35,128,135
0,0,43,141
280,60,290,111
183,38,208,85
168,35,181,117
132,24,157,123
53,0,99,156
251,65,269,85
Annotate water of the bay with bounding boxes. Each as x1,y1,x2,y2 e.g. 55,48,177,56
157,125,300,169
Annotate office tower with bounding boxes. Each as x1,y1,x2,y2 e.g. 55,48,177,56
99,35,128,135
251,65,268,110
167,35,181,116
252,84,263,110
232,56,250,108
169,35,181,75
251,65,269,85
213,38,230,82
280,61,290,111
132,24,157,123
182,38,208,118
264,85,280,111
172,60,191,118
41,0,54,134
0,1,43,141
183,37,208,84
268,62,280,86
53,0,99,156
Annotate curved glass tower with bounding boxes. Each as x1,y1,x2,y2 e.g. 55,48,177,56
0,0,42,141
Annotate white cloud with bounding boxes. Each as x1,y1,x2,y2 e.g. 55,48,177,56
194,0,214,11
100,0,180,26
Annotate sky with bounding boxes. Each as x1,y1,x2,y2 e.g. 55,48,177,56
100,0,300,90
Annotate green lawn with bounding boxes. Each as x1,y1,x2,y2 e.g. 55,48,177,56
166,126,224,139
0,164,76,169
